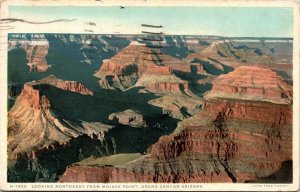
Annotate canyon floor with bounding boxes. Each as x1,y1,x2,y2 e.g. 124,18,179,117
7,34,293,183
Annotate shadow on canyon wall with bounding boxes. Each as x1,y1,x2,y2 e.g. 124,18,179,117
245,160,292,183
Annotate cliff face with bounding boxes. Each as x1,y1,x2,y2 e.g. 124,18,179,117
205,66,292,104
14,41,51,73
60,101,292,183
149,100,292,163
98,41,173,76
144,81,189,95
20,84,51,110
133,74,193,96
8,76,109,160
96,41,172,90
96,41,196,95
149,95,203,120
203,99,292,126
60,66,292,183
38,75,93,96
8,84,69,159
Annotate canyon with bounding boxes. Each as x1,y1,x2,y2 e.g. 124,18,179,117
7,34,293,183
59,66,293,183
9,40,50,72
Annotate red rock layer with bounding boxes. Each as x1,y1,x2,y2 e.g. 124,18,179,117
48,81,93,96
100,60,118,72
97,41,200,91
60,97,292,183
205,66,292,104
58,62,294,183
8,78,99,159
149,100,292,162
145,82,189,95
21,84,51,110
167,63,207,74
38,75,93,96
98,42,173,76
203,99,292,126
141,64,172,75
97,42,177,90
59,165,233,183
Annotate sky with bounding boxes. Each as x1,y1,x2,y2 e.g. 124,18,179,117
8,6,294,37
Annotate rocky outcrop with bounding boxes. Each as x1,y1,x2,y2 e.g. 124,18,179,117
15,41,51,72
7,78,108,160
149,95,203,120
96,41,172,90
170,63,207,74
108,109,146,128
203,99,292,126
38,75,93,96
96,41,215,97
205,66,292,104
134,74,193,96
96,41,199,93
145,82,188,95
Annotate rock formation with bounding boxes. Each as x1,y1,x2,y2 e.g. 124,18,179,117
149,95,203,120
13,41,51,72
60,66,292,183
108,109,146,128
96,41,197,95
96,41,170,90
134,74,192,95
38,75,93,96
8,76,109,159
205,66,292,104
186,39,293,77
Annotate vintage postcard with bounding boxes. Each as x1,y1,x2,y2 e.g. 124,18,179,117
0,0,299,191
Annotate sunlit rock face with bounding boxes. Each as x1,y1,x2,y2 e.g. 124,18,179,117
59,66,292,183
7,34,293,183
7,76,112,160
205,66,292,104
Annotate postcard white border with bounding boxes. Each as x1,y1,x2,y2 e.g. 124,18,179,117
0,0,299,191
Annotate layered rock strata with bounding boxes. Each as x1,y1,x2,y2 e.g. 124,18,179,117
38,75,93,96
148,95,203,120
60,101,292,182
96,41,194,95
60,66,292,183
134,74,191,95
205,66,292,104
96,41,170,90
8,76,109,159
